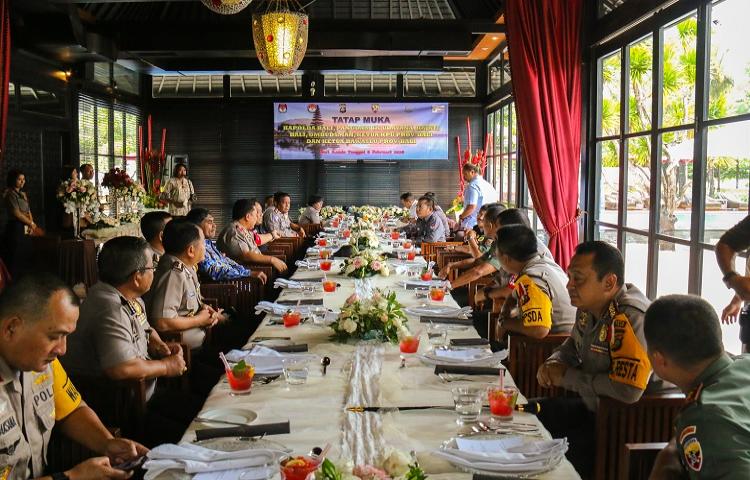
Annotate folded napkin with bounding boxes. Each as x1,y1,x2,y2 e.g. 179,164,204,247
294,259,318,269
419,348,508,367
225,345,315,375
194,421,291,441
434,364,501,376
143,443,284,480
273,278,304,290
433,437,567,474
254,301,314,317
403,280,446,289
405,306,472,318
450,338,490,347
420,315,473,325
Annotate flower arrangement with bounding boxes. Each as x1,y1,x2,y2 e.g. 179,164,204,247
382,206,408,219
349,229,380,250
331,290,408,344
445,195,464,215
56,179,98,214
320,205,346,220
88,214,120,229
102,167,134,190
117,181,147,203
320,451,427,480
340,249,390,278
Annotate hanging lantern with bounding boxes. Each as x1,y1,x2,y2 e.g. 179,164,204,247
200,0,254,15
252,1,308,76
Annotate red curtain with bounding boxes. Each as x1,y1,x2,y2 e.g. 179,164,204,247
506,0,583,270
0,0,9,166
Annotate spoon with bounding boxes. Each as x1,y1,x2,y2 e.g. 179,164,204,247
321,356,331,375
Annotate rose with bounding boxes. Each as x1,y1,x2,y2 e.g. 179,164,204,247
341,318,358,334
345,293,360,305
379,313,389,323
371,261,382,271
352,257,365,269
381,450,411,477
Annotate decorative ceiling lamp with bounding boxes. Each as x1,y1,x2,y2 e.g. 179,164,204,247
252,0,308,76
201,0,254,15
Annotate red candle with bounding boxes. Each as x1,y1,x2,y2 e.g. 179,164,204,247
147,115,152,151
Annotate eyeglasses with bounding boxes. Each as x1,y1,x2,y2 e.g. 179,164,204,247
130,266,156,277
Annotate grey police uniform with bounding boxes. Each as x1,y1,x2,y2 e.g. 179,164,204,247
0,357,81,479
217,220,261,262
298,206,321,226
414,211,447,245
547,284,655,411
62,281,156,399
146,254,205,350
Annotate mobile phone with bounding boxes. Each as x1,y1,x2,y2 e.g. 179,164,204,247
114,456,146,471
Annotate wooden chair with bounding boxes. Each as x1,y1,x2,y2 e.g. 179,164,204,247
304,223,324,237
67,374,147,438
594,393,685,480
436,250,470,273
467,275,494,309
621,442,667,480
504,332,571,399
46,427,121,475
421,241,464,264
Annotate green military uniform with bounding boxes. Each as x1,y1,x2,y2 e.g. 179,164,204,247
674,353,750,478
62,281,156,399
547,283,655,411
217,220,261,263
0,358,81,479
145,254,205,350
507,254,576,335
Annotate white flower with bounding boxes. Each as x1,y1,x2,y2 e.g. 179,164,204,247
392,316,402,328
379,312,389,323
382,449,411,477
341,318,358,334
380,265,390,277
345,264,356,274
398,326,410,338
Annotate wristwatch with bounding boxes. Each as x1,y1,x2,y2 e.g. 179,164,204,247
723,271,739,288
51,472,70,480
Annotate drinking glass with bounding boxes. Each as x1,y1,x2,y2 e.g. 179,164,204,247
406,250,417,261
226,368,253,395
319,249,332,259
279,455,321,480
414,287,429,299
320,260,333,272
282,358,310,385
487,386,519,422
399,335,420,354
322,280,337,293
309,307,328,326
430,286,446,302
406,266,419,279
427,326,447,347
283,311,301,328
301,284,316,296
451,386,484,424
316,237,327,248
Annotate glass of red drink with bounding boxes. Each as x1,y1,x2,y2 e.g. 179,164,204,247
406,250,416,261
420,271,433,281
331,219,340,228
226,366,253,395
342,229,351,239
320,260,333,272
487,386,518,421
279,455,321,480
322,280,337,292
283,311,301,328
319,249,331,259
403,241,412,249
390,231,400,240
399,335,420,354
316,238,327,247
430,286,446,302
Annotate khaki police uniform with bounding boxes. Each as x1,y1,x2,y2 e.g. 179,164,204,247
674,353,750,479
217,221,261,263
145,254,205,350
147,245,164,269
507,254,576,335
0,358,81,479
162,177,194,217
413,211,446,245
62,281,156,399
298,206,321,226
547,284,654,411
263,208,295,237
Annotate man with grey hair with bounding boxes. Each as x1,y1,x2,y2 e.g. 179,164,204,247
0,273,147,478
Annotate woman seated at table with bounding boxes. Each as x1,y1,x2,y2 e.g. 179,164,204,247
299,195,324,226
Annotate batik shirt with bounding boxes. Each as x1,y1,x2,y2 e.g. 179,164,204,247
199,239,251,282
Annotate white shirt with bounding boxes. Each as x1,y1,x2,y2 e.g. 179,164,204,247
408,200,418,219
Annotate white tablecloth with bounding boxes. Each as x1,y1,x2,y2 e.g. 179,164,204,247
180,251,581,480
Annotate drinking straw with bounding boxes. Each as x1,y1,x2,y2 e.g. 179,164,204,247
219,352,231,371
499,367,505,390
319,443,332,462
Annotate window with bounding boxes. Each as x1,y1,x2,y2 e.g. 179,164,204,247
78,94,141,190
488,48,511,94
591,0,750,353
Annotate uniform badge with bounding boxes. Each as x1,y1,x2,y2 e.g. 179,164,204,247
599,325,607,342
682,436,703,472
0,465,11,480
578,312,588,329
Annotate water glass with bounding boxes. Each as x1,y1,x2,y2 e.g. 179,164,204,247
427,326,448,347
451,386,484,424
282,358,310,386
406,266,419,279
414,287,429,299
309,307,328,326
301,284,317,296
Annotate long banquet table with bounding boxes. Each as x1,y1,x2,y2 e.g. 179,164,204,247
180,243,581,479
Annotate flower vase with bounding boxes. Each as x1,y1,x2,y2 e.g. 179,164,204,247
72,206,80,238
110,193,120,219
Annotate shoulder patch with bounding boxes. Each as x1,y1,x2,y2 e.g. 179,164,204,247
171,261,185,272
682,430,703,472
679,425,696,444
608,312,652,390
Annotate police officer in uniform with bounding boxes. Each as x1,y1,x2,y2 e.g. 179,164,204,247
145,219,224,351
0,274,146,479
407,196,446,245
646,295,750,479
494,224,576,340
262,192,305,238
536,241,657,477
217,199,287,274
139,211,172,267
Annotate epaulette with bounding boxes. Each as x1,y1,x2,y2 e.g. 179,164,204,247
121,296,136,316
171,260,185,272
685,383,704,405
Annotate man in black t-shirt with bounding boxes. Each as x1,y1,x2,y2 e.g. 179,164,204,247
716,215,750,352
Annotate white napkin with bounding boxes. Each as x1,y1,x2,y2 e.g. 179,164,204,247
274,278,304,290
225,345,315,375
402,280,447,288
194,467,274,480
294,259,317,269
418,349,508,366
255,301,315,316
143,443,283,480
433,437,567,473
404,306,472,318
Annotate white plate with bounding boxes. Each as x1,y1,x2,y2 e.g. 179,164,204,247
198,407,258,428
257,338,294,348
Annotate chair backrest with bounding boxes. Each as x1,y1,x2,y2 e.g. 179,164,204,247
595,393,685,480
505,333,570,399
68,374,147,437
421,242,464,263
621,442,668,480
